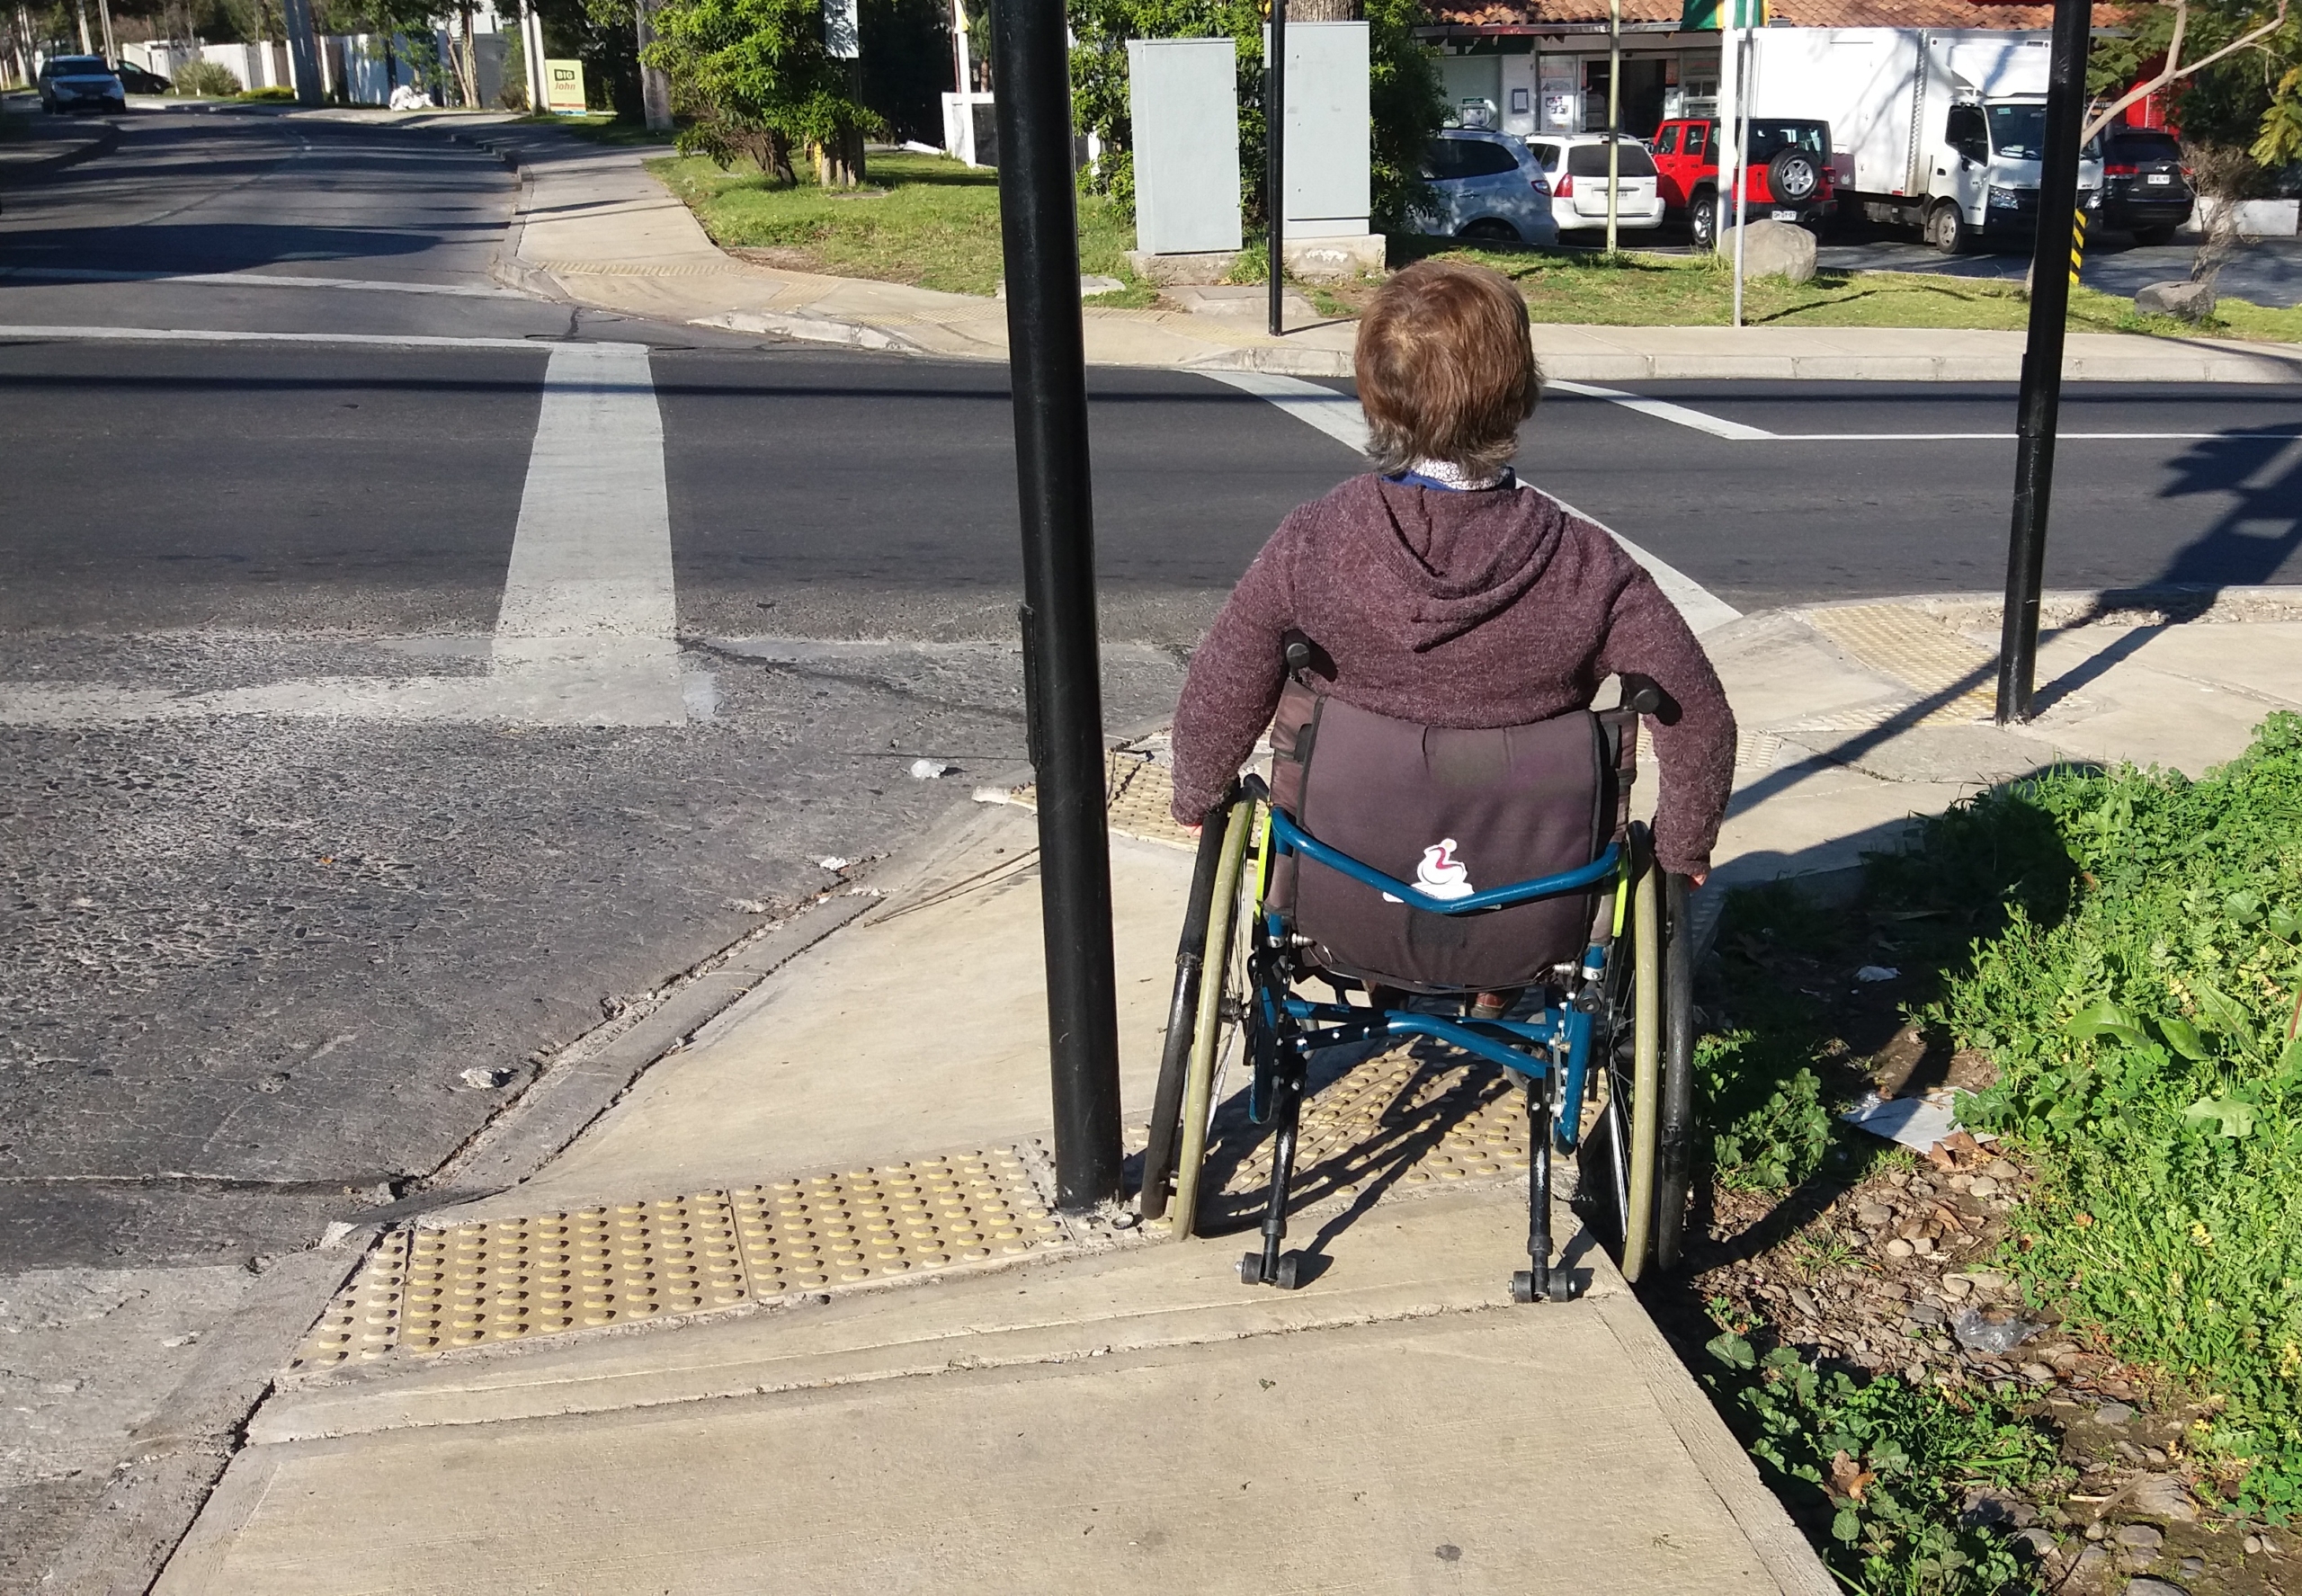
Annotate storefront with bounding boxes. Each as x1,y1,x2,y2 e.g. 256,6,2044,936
1431,32,1719,141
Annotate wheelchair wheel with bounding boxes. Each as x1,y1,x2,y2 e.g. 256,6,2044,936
1144,792,1257,1238
1140,798,1239,1224
1586,828,1697,1284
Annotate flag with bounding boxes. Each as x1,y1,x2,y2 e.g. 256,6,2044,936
1678,0,1766,29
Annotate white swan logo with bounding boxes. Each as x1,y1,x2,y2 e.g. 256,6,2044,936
1383,838,1475,904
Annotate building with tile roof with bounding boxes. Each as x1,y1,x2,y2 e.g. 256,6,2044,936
1419,0,2128,144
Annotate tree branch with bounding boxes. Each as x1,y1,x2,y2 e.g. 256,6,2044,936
2082,0,2290,146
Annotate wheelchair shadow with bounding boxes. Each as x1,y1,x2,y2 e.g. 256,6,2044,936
1188,1034,1575,1284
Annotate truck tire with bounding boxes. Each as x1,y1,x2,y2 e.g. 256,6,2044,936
1689,189,1718,251
1925,201,1969,254
2134,224,2176,246
1767,147,1821,205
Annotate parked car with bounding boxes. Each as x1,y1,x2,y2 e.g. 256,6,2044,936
1651,116,1835,249
37,55,126,113
1408,128,1561,247
2099,124,2193,245
112,59,174,94
1529,134,1665,238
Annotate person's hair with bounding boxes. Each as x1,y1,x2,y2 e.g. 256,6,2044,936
1354,260,1541,478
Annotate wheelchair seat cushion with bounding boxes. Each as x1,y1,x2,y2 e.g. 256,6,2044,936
1272,691,1607,994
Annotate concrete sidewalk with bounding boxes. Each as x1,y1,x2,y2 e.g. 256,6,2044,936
144,584,2301,1596
302,110,2302,382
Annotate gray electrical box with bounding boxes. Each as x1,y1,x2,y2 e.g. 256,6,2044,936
1277,21,1370,237
1127,38,1242,256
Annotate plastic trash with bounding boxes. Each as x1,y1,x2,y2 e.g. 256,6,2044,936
1952,1306,2041,1355
816,856,851,872
1856,965,1901,983
909,759,954,780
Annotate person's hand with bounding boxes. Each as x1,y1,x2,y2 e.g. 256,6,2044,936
1688,868,1708,887
1182,823,1201,837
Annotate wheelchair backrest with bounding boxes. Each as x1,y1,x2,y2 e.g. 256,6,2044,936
1266,679,1637,994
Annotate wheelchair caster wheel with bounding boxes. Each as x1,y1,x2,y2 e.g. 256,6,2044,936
1273,1252,1301,1291
1512,1270,1575,1304
1548,1274,1575,1303
1239,1252,1265,1287
1511,1270,1535,1304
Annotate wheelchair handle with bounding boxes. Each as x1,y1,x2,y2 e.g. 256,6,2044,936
1618,673,1664,716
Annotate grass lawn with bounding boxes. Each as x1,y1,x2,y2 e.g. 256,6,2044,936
648,149,1142,299
1384,241,2302,343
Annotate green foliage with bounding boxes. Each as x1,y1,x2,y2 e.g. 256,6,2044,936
643,0,879,181
1698,884,1845,1195
1066,0,1444,232
1703,1326,2061,1595
1902,715,2302,1510
174,58,244,95
2084,0,2302,161
238,83,296,101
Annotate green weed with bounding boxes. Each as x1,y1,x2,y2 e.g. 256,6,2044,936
1703,1320,2062,1594
1897,713,2302,1515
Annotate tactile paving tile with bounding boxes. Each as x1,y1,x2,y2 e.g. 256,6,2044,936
1008,751,1200,849
289,1148,1067,1374
1159,1048,1539,1236
1804,605,1998,724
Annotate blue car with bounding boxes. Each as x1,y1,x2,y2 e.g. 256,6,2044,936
1409,128,1561,247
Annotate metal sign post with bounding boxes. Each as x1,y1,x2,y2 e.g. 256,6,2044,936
1605,0,1620,252
1267,0,1287,337
1994,0,2090,724
990,0,1127,1214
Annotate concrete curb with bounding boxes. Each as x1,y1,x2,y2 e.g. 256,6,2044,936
0,120,121,184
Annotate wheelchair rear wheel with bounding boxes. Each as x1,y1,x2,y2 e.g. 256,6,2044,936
1576,827,1696,1283
1141,791,1257,1236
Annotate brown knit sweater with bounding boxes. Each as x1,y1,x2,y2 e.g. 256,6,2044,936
1169,474,1737,877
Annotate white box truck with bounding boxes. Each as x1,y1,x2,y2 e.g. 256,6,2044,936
1742,28,2102,252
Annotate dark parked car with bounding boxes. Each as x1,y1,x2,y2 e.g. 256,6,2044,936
2101,125,2193,245
37,54,126,113
112,59,174,94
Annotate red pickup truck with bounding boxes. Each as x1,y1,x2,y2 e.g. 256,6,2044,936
1650,116,1836,248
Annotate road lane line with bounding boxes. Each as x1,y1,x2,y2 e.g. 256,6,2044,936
1203,369,1743,636
0,267,531,300
1547,379,1780,441
0,340,698,729
0,325,556,351
497,342,677,652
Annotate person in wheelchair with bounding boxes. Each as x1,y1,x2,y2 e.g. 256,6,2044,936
1150,260,1736,1299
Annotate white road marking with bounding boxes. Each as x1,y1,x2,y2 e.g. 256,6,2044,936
0,267,530,300
1548,379,1778,441
1205,368,1743,636
0,342,699,728
0,324,550,351
1202,369,1370,452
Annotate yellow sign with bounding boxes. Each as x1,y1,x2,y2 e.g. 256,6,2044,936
544,58,587,116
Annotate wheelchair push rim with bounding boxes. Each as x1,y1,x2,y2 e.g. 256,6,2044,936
1160,792,1257,1239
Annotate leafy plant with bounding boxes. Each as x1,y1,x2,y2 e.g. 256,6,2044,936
643,0,880,182
174,59,244,96
1703,1324,2061,1594
1900,714,2302,1510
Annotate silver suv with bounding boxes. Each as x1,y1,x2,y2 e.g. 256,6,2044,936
1407,129,1559,247
39,55,127,114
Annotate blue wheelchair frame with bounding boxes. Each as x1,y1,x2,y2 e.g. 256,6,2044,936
1231,773,1637,1302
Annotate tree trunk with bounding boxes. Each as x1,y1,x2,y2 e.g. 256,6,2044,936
454,1,479,108
1289,0,1360,19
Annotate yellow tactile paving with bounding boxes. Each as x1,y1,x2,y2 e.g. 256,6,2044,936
1007,750,1200,849
1803,604,1999,724
290,1148,1070,1375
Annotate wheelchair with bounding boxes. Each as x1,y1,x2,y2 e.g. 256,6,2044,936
1140,649,1698,1302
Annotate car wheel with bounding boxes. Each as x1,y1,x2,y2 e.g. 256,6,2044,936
1689,191,1718,251
1459,218,1521,245
1767,147,1822,205
1925,201,1968,254
2134,224,2176,246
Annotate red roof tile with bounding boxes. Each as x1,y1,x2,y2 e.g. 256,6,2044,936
1423,0,2126,30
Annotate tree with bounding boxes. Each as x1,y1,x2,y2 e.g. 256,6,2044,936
1069,0,1442,232
642,0,879,183
2084,0,2296,148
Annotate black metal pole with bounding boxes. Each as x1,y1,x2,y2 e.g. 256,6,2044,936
1995,0,2091,724
990,0,1125,1213
1267,0,1286,337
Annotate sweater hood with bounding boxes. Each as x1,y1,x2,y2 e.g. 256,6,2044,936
1343,474,1570,652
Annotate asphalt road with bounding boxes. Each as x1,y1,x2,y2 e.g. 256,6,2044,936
0,104,2298,1592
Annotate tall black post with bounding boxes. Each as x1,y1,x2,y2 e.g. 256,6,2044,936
1266,0,1287,337
990,0,1126,1213
1995,0,2091,724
